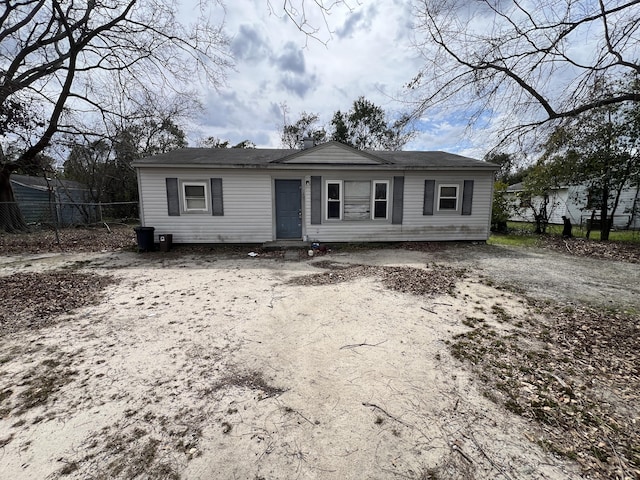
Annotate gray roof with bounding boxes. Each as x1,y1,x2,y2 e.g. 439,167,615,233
133,141,498,171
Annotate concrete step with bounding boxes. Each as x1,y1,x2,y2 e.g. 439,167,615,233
262,240,310,251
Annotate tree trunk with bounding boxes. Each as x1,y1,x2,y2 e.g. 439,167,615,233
600,186,611,241
0,166,29,233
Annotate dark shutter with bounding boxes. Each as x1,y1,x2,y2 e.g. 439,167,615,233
211,178,224,216
423,179,435,215
462,180,474,215
166,178,180,216
392,176,404,225
311,176,321,225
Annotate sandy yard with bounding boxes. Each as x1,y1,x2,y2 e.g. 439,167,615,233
0,239,638,479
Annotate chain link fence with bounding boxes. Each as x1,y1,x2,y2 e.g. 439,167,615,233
1,200,139,230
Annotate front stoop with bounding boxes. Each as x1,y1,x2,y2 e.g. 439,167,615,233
262,240,310,261
262,240,310,251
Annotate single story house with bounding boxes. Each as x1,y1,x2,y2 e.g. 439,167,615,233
10,174,98,226
506,182,640,229
132,141,498,244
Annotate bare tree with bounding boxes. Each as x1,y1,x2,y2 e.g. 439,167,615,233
269,0,358,45
0,0,231,231
409,0,640,142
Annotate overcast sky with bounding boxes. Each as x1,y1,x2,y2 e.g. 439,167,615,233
188,0,483,157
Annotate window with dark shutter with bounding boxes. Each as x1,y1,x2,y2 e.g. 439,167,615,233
311,176,321,224
462,180,474,215
423,180,435,215
392,176,404,224
166,178,180,216
211,178,224,216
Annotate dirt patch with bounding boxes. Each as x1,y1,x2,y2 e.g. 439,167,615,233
0,237,638,479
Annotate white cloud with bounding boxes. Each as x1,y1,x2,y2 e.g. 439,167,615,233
191,0,434,149
189,0,520,155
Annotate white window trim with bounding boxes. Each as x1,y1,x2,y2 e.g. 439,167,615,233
326,180,342,220
371,180,389,220
181,180,210,214
437,184,459,211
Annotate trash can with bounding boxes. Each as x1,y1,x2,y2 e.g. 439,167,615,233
159,233,173,252
134,226,155,252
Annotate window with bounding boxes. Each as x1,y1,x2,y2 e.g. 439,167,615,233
438,185,458,211
587,187,602,209
182,181,209,213
519,194,532,208
326,180,390,220
344,181,371,220
372,181,389,219
326,181,342,219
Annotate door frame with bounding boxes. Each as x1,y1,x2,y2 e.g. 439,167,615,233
274,178,303,240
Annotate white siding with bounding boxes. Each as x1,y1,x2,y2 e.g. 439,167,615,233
138,168,274,243
282,143,379,165
508,184,640,229
304,171,494,242
138,167,494,244
509,189,572,224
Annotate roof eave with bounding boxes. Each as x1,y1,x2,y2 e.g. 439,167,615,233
133,162,498,171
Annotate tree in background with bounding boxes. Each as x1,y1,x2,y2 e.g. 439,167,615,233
280,98,413,151
231,140,256,149
485,152,516,232
0,0,231,232
198,137,256,149
331,97,414,150
516,161,566,234
538,77,640,240
409,0,640,143
281,112,327,149
490,181,510,233
199,137,232,149
63,98,189,218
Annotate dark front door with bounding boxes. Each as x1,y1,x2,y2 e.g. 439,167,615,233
275,179,302,239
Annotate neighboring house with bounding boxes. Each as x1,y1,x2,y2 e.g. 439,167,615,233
132,141,498,244
507,182,640,229
10,174,97,226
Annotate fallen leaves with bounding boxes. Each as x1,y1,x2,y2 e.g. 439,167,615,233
451,300,640,480
0,224,137,254
0,271,117,336
288,261,466,296
540,236,640,263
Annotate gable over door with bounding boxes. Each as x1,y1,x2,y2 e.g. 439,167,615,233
275,179,302,239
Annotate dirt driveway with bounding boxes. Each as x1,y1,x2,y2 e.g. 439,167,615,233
0,243,638,479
